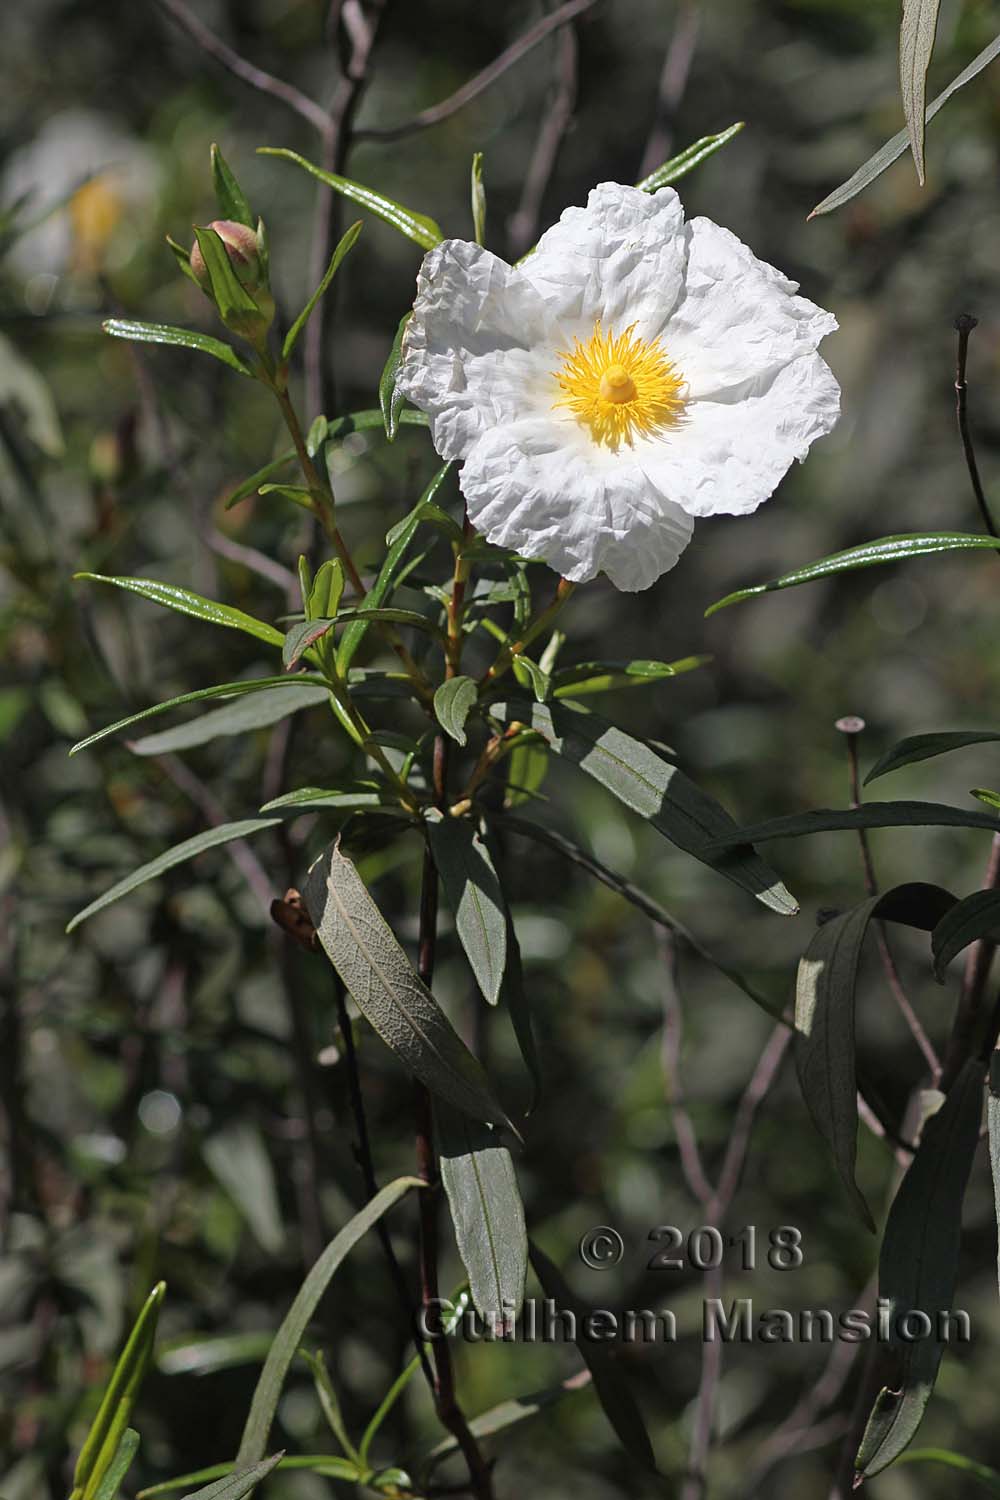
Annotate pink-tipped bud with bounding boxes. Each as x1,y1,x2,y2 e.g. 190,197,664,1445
189,219,265,295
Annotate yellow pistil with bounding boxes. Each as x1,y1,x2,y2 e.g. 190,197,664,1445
554,321,685,451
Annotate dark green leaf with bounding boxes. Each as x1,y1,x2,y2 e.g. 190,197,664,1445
130,684,330,757
706,534,1000,616
282,618,335,669
857,1059,985,1476
235,1176,422,1465
379,314,411,441
900,0,941,184
283,220,362,360
259,786,400,814
136,1456,356,1498
421,1373,590,1474
637,121,745,191
437,1101,527,1318
433,676,478,747
211,143,254,226
303,843,516,1131
707,802,1000,851
426,812,507,1005
488,699,798,917
811,32,1000,216
67,819,282,932
180,1454,284,1500
203,1124,284,1255
528,1244,657,1472
931,890,1000,980
103,318,253,376
865,730,1000,785
72,1282,165,1500
795,884,957,1229
75,574,284,648
70,676,327,757
336,605,441,635
224,450,297,509
551,656,709,699
258,148,443,249
91,1429,140,1500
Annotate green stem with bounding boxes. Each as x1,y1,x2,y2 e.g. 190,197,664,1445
480,577,575,686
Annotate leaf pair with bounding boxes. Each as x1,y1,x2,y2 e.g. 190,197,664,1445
70,1282,165,1500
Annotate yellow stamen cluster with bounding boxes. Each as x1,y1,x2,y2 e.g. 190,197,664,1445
553,321,685,451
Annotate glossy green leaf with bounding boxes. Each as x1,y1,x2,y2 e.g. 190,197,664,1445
857,1059,986,1476
283,220,362,361
795,884,957,1230
931,890,1000,979
810,31,1000,216
104,318,253,376
305,414,328,456
488,699,798,916
637,121,745,191
306,560,343,623
91,1429,140,1500
193,225,261,329
551,655,709,699
71,1282,165,1500
224,450,297,509
75,574,284,648
900,0,941,183
130,684,330,757
282,618,335,669
235,1176,422,1464
437,1101,527,1318
426,812,507,1005
337,463,452,675
707,534,1000,615
973,788,1000,811
707,801,1000,851
433,676,478,746
325,407,428,442
864,730,1000,784
303,843,516,1131
211,143,254,226
511,654,549,702
379,313,411,441
259,147,443,249
70,676,327,757
257,482,314,513
528,1243,657,1472
203,1124,284,1255
67,819,282,932
897,1450,1000,1493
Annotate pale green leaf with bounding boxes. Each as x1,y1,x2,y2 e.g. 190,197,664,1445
433,676,478,746
258,148,443,249
103,318,254,376
900,0,941,183
637,122,745,191
75,574,284,648
425,812,507,1005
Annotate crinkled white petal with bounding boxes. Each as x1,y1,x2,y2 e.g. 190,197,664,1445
632,351,841,518
665,218,838,401
521,182,687,343
396,239,558,462
459,417,695,591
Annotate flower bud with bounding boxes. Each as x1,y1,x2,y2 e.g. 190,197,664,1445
189,219,263,294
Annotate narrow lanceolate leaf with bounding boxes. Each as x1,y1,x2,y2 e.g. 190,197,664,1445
637,121,745,192
103,318,253,377
528,1244,657,1472
379,313,411,440
488,699,797,917
707,801,1000,851
857,1059,985,1477
259,785,397,814
433,676,478,746
810,31,1000,216
550,656,709,699
180,1454,285,1500
75,574,284,648
71,676,327,757
897,1449,1000,1491
426,812,507,1005
258,148,443,249
303,843,515,1130
71,1282,165,1500
864,730,1000,785
795,884,956,1230
706,533,1000,615
130,684,330,756
224,450,297,509
283,220,362,361
337,462,452,676
421,1373,590,1473
211,144,254,225
931,890,1000,979
91,1429,140,1500
437,1101,527,1319
900,0,941,184
67,819,282,932
236,1177,422,1464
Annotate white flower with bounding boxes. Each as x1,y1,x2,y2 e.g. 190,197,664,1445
397,182,840,592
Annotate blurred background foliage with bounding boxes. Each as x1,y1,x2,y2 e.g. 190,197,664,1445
5,0,1000,1496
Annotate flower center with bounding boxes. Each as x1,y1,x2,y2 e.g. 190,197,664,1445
553,321,685,451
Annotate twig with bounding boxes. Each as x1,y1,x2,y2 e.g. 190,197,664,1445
954,314,999,540
659,932,713,1207
153,0,329,131
836,716,940,1080
354,0,597,142
507,10,579,259
638,1,701,180
152,752,274,914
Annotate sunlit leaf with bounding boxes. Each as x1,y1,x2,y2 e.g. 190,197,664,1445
193,225,261,329
91,1429,140,1500
259,147,443,249
71,1283,165,1500
283,220,362,360
211,143,254,227
103,318,254,376
129,683,330,757
379,313,411,441
900,0,941,184
433,676,478,746
637,121,745,192
75,574,284,648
